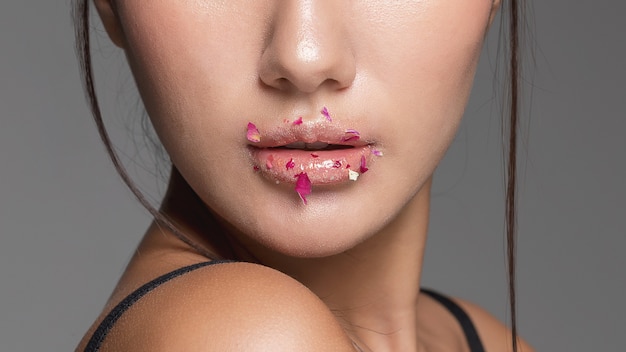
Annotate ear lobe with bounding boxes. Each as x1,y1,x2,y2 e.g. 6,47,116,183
489,0,502,26
93,0,125,48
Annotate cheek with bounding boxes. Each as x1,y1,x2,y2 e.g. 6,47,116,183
115,2,269,154
358,0,491,172
365,0,489,107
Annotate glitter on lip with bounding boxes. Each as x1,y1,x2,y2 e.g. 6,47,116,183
293,117,303,125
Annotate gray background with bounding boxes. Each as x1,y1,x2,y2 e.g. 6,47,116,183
1,1,624,351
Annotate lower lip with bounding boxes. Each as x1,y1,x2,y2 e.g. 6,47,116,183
250,146,372,185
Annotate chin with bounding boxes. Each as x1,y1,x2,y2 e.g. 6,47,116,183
207,180,415,259
234,220,375,259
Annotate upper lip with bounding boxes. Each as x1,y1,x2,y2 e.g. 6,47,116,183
248,121,371,149
278,141,354,150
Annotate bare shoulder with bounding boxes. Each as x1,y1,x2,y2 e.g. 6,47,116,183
453,297,535,352
88,262,355,352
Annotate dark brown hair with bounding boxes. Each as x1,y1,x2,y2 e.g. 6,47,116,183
72,1,525,350
500,1,524,349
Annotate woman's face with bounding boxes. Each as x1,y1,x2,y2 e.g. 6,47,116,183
97,0,498,257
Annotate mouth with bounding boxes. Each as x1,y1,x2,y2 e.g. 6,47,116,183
245,114,382,203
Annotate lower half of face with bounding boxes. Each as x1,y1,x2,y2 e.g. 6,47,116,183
112,0,495,257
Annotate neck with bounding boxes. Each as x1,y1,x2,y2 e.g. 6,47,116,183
162,169,432,352
242,180,432,352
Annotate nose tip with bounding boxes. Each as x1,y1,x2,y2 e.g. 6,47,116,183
259,40,356,93
258,2,356,94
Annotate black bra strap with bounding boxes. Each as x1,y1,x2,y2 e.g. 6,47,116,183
421,288,486,352
85,264,485,352
84,260,231,352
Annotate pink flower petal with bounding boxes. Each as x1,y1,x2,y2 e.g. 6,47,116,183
293,117,303,125
372,149,383,157
359,155,369,173
341,135,361,142
246,122,261,143
321,106,332,122
340,129,361,142
294,172,312,205
286,158,295,169
266,155,274,169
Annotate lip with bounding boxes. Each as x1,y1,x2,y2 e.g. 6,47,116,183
249,121,370,148
251,146,372,184
247,122,376,185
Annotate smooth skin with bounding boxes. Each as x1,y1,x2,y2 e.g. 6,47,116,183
79,1,535,351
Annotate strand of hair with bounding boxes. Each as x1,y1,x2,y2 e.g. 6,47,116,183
72,0,216,260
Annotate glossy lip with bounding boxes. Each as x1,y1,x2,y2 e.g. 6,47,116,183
251,146,372,184
247,122,376,185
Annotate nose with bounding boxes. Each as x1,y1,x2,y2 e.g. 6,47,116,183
258,1,356,94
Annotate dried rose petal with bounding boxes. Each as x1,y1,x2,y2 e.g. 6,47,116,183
246,122,261,143
293,117,303,125
341,135,360,142
321,106,332,122
333,160,342,168
311,153,319,158
294,172,312,204
286,158,295,169
340,129,361,142
372,149,383,157
348,169,359,181
359,155,369,173
266,155,274,169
